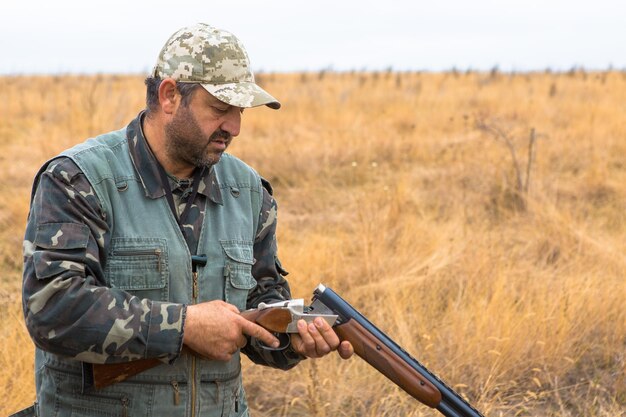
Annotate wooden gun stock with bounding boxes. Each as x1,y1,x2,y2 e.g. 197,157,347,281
89,357,161,390
88,307,292,390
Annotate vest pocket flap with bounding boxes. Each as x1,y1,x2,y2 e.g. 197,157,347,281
35,222,90,250
220,240,254,265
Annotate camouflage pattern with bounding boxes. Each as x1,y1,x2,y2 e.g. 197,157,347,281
22,112,298,369
23,154,183,364
153,23,281,109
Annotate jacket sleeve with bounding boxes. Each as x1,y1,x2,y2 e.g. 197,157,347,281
22,157,185,364
242,180,304,369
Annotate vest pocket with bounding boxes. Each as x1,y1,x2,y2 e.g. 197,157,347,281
105,238,168,301
39,364,133,417
221,240,256,310
71,394,129,417
196,373,248,417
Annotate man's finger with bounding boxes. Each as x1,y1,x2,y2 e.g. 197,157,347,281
296,319,316,355
237,334,248,349
337,340,354,359
239,317,280,348
217,352,233,362
313,317,340,348
307,320,331,356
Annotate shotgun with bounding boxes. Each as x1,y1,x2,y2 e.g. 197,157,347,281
87,284,484,416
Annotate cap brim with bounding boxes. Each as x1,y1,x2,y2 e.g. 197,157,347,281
201,82,281,110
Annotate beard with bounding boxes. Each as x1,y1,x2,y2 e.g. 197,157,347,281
164,105,231,169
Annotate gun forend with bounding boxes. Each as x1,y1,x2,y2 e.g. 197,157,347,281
335,316,442,407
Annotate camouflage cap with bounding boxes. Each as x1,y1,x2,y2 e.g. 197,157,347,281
152,23,280,110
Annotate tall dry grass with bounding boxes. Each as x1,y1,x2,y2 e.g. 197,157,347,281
1,71,625,416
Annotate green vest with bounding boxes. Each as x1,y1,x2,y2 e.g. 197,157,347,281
34,127,261,417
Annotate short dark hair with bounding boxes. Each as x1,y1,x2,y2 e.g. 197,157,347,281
144,77,201,114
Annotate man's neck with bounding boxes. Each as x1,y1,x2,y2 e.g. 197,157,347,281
142,112,195,179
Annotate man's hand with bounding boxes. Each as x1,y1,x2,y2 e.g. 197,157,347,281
291,317,354,359
184,300,280,361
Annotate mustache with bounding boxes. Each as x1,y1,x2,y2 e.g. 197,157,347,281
209,129,231,141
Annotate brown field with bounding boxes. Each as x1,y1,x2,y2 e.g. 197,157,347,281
1,71,625,416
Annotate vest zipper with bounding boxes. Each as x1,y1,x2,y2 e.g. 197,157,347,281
191,267,199,417
112,248,162,273
191,355,197,417
120,396,129,417
171,380,181,406
192,270,198,299
156,248,162,273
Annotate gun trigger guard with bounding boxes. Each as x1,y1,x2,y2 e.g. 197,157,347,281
255,332,290,351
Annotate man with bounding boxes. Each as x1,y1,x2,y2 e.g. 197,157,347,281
17,23,352,417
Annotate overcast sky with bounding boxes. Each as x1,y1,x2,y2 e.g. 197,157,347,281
1,0,624,75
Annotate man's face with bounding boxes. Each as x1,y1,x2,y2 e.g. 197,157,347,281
164,87,242,169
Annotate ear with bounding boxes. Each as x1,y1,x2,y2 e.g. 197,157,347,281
158,78,179,115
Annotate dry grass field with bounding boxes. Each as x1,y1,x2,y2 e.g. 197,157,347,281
1,71,625,416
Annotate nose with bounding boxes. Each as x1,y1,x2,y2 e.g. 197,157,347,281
221,108,242,137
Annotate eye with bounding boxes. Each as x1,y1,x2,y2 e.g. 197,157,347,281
211,106,229,115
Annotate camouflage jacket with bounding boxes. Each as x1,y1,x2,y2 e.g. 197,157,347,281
22,112,302,371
